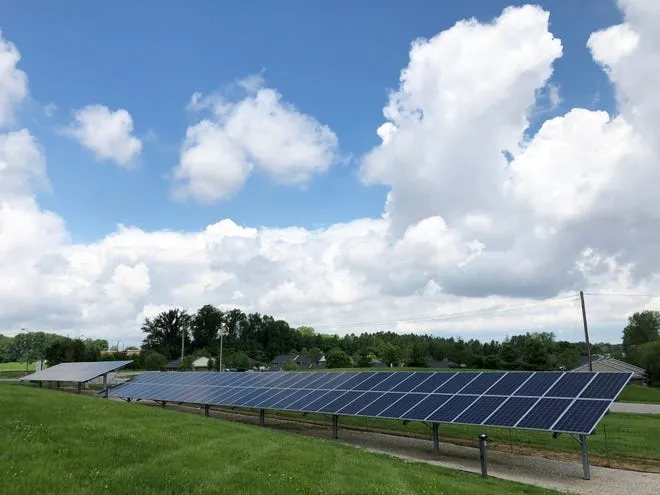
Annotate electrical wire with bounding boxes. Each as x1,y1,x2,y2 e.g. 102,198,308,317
312,293,580,331
583,292,660,298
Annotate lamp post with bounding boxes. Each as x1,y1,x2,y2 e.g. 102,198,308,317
218,323,227,372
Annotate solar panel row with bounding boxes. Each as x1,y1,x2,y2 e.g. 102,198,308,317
109,370,630,435
20,361,133,383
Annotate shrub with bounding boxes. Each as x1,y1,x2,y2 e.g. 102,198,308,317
144,351,167,371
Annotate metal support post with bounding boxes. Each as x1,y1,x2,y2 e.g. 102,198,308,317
259,408,265,426
204,405,210,417
57,381,61,390
432,423,439,453
38,381,42,388
580,434,591,480
77,382,81,394
332,414,339,439
478,434,488,478
161,401,166,408
103,374,108,399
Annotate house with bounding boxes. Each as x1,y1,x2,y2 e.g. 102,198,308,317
193,357,211,371
166,358,181,370
572,355,646,381
267,353,326,371
368,358,385,367
426,358,456,369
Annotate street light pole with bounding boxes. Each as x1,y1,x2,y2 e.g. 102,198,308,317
218,323,226,372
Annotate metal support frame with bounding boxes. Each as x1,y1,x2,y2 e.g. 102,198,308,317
161,401,166,408
432,423,439,454
332,414,339,439
77,382,82,394
204,404,210,417
102,374,109,399
56,381,61,390
38,381,42,388
478,434,488,478
557,433,591,480
259,408,265,426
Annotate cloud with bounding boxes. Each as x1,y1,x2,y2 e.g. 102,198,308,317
2,2,660,347
0,32,28,127
65,104,142,167
173,76,339,202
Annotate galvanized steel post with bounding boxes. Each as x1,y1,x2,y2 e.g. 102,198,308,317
478,434,488,478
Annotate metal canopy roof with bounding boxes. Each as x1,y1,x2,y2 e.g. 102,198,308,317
20,360,133,383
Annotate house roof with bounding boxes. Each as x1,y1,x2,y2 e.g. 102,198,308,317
270,354,298,365
572,356,646,378
193,357,210,367
167,358,181,368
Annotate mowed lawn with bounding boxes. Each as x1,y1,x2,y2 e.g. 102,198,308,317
0,385,562,495
0,362,35,371
618,384,660,405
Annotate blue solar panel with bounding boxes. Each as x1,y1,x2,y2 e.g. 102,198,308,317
403,394,452,420
483,396,537,427
338,391,382,415
377,393,424,418
317,391,364,414
427,395,478,422
579,373,630,399
353,373,393,391
484,372,533,396
546,373,594,398
516,398,572,429
460,373,505,395
453,396,505,424
108,370,630,435
552,399,611,434
304,390,346,412
390,372,432,392
355,392,404,416
513,372,563,397
435,372,480,393
410,373,454,393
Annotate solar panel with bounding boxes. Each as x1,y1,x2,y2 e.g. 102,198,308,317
20,360,133,383
108,370,631,435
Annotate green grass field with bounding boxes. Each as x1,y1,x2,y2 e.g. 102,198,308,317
618,384,660,404
0,362,35,372
0,384,562,495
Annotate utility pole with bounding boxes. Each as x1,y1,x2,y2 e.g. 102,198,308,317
218,323,226,372
579,291,592,371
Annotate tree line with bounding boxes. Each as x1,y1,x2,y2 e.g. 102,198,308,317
2,306,658,382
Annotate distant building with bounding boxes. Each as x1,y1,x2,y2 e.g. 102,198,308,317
193,357,211,371
426,359,455,369
572,355,646,381
368,358,385,368
267,353,326,371
166,358,181,371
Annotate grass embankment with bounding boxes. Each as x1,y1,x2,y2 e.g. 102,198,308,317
0,384,562,495
618,384,660,404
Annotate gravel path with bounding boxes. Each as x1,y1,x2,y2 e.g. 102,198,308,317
610,403,660,414
148,402,660,495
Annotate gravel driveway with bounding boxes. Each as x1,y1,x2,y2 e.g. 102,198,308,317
610,403,660,414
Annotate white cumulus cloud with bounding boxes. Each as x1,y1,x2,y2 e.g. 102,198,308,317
66,104,142,167
173,76,338,202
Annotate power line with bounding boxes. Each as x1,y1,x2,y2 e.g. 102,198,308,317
312,293,580,331
583,292,660,298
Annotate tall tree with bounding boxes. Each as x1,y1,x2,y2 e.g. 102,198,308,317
191,304,223,351
623,311,660,352
141,309,192,359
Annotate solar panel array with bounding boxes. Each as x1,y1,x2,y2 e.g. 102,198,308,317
20,360,133,383
109,370,631,435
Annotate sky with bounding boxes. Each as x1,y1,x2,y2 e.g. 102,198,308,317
0,0,659,347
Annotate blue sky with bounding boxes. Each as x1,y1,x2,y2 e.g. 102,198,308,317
1,0,621,242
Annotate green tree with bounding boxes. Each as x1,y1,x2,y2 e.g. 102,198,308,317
231,351,251,370
191,304,223,351
207,357,215,371
623,311,660,352
379,343,401,367
282,359,299,371
180,356,194,371
141,309,192,359
144,351,167,371
630,341,660,384
326,347,351,368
